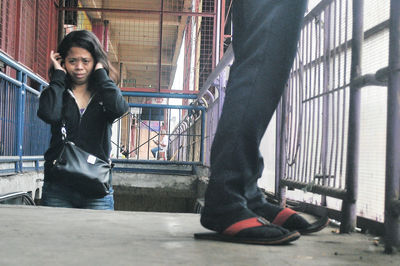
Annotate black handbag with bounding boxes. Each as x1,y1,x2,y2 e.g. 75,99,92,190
50,120,111,198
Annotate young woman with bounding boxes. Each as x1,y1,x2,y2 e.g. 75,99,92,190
37,30,129,210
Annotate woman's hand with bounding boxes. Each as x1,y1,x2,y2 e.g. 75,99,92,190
95,62,104,70
50,50,66,73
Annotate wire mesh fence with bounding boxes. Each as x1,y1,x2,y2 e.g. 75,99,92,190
61,0,216,93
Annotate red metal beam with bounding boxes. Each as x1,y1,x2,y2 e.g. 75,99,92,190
15,0,21,61
220,0,225,60
158,0,164,92
58,7,216,17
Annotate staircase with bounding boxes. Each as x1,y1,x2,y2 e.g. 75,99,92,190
112,162,208,213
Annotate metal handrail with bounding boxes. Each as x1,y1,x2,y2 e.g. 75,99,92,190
197,44,233,101
0,51,48,86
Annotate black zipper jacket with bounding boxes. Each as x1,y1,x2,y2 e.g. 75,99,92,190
37,69,129,179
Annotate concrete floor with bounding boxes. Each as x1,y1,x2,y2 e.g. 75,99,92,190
0,205,398,266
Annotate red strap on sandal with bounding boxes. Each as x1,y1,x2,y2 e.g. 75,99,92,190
272,208,297,226
223,217,269,236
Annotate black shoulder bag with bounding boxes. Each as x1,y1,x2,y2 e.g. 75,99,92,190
50,100,111,198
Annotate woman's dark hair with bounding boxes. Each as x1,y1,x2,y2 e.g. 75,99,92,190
48,30,119,88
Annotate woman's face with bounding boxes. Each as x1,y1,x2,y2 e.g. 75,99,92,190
64,47,95,86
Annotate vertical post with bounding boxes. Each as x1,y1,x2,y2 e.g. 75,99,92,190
211,0,217,68
340,0,363,233
15,0,21,61
278,88,287,207
219,0,226,60
218,73,225,118
103,20,109,53
119,62,123,87
200,108,205,164
321,4,332,207
58,0,65,44
384,0,400,253
16,71,26,172
158,0,164,92
117,111,121,159
275,100,281,198
127,112,131,159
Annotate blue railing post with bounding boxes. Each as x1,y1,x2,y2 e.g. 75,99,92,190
16,71,27,172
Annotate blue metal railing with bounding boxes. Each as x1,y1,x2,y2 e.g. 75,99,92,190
0,51,50,173
115,92,205,165
0,50,207,174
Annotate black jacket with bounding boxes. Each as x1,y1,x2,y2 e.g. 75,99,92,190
37,69,129,177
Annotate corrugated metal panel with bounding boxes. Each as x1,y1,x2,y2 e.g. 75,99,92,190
0,0,17,57
19,0,36,69
35,0,50,78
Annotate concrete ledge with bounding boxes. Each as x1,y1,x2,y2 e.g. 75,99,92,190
112,172,199,212
113,172,198,195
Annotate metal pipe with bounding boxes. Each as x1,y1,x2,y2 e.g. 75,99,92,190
278,91,287,207
320,3,331,206
204,90,215,104
197,44,234,100
122,91,198,99
0,71,22,87
219,0,225,60
340,0,364,234
157,0,164,92
275,102,281,197
128,103,205,111
0,52,48,85
384,0,400,253
280,179,347,200
211,0,217,69
59,6,215,17
57,0,65,45
200,109,205,164
16,72,26,171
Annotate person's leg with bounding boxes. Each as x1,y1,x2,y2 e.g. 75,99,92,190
41,181,79,208
151,147,159,158
82,187,114,210
201,0,307,236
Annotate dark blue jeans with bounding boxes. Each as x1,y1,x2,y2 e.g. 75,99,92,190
41,180,114,210
203,0,307,217
151,147,161,158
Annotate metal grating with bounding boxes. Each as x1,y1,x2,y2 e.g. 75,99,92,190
0,0,17,58
283,0,352,191
0,0,57,79
19,0,36,69
35,0,54,79
0,79,18,156
23,90,50,156
60,0,216,93
276,0,392,222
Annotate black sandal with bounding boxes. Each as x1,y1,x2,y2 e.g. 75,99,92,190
195,217,300,245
